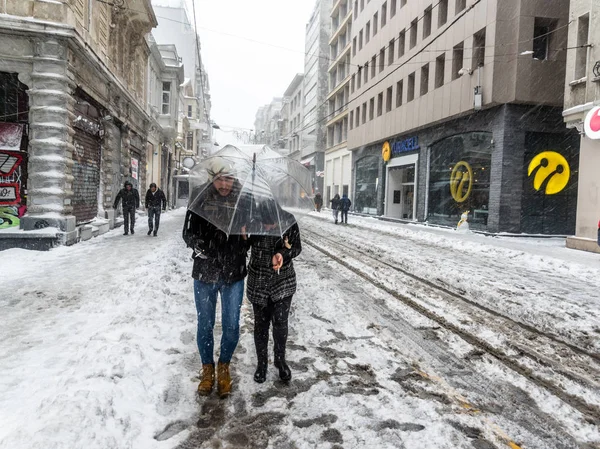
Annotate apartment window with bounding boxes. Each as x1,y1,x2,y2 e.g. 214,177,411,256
353,37,357,56
452,42,464,80
407,72,415,101
186,132,193,151
389,39,395,65
364,61,369,83
377,92,383,116
354,0,358,18
366,21,371,43
369,97,375,120
381,2,387,28
356,106,361,127
187,105,193,118
373,13,378,36
575,14,590,79
391,0,397,17
371,55,377,78
533,18,556,61
421,63,429,96
362,102,367,123
423,6,432,39
360,0,364,12
398,30,406,58
359,30,363,50
386,86,393,112
438,0,448,27
351,74,356,93
161,82,171,114
379,48,385,72
410,19,418,49
358,67,363,88
396,80,403,107
473,28,486,68
349,111,354,130
455,0,466,14
401,0,407,7
435,53,445,88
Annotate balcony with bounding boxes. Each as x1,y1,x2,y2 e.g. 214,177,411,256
328,42,351,73
327,74,352,100
328,9,353,46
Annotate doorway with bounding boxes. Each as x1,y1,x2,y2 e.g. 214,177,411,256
385,153,418,220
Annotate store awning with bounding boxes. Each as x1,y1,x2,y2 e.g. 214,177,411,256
301,156,315,167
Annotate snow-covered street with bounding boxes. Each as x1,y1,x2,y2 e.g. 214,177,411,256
1,209,600,449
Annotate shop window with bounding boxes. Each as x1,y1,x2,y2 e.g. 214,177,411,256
575,14,589,79
427,132,493,231
396,80,403,107
355,156,379,214
398,30,406,58
377,92,383,116
473,28,486,68
421,63,429,95
438,0,448,27
423,6,432,39
343,185,349,196
435,53,445,88
407,72,415,102
386,86,393,112
452,42,464,80
389,39,395,65
410,19,418,49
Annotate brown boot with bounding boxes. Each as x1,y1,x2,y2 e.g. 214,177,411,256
217,362,232,398
197,363,215,396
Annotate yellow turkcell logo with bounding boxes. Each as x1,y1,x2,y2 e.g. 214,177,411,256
382,141,392,162
527,151,570,195
450,161,473,203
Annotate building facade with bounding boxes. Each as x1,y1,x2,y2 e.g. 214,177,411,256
302,0,334,194
282,74,305,160
0,0,157,249
325,0,354,205
254,98,284,148
347,0,578,234
563,0,600,253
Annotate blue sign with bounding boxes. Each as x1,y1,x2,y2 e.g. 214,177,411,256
392,136,420,156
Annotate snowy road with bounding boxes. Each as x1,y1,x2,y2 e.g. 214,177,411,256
1,209,599,449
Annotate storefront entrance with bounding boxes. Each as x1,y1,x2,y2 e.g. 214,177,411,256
385,154,417,220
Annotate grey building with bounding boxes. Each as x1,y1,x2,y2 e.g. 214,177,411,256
254,98,284,148
348,0,579,234
282,74,305,160
302,0,333,194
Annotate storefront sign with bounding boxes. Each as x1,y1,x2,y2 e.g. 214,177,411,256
584,106,600,139
382,141,391,161
0,183,20,206
450,161,473,203
383,137,419,161
527,151,570,195
131,157,139,180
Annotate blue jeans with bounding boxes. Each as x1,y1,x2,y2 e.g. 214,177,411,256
193,279,244,364
147,207,161,232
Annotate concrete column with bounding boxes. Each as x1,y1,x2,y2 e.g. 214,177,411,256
21,38,77,243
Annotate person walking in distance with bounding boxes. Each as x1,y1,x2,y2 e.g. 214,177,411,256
340,194,351,224
182,158,250,398
330,194,341,224
145,183,167,236
314,192,323,212
113,181,140,235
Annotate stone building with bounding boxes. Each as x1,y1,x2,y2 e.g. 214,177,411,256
0,0,157,249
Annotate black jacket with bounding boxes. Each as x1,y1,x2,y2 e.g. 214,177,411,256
114,183,140,210
340,196,352,212
145,188,167,210
330,197,340,210
246,221,301,307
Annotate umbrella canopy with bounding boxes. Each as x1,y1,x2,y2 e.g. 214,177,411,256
188,145,314,237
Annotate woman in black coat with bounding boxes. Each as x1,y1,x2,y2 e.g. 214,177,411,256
246,201,302,383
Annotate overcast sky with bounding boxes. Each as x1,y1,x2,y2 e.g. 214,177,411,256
186,0,316,134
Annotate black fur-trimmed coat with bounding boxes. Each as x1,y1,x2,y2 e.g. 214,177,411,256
246,223,302,307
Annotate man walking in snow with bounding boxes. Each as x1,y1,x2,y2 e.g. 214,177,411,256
182,158,250,398
340,194,351,224
145,183,166,236
113,181,140,235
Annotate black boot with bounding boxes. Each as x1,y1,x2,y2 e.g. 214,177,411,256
274,358,291,381
254,360,268,383
147,229,152,236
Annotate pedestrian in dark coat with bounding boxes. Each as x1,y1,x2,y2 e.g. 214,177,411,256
330,194,341,224
145,183,167,236
314,192,323,212
247,201,302,383
182,157,251,398
340,194,352,224
113,181,140,235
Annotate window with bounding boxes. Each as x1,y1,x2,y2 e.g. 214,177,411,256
369,97,375,120
423,6,432,39
473,28,486,68
186,132,193,150
359,30,363,50
373,13,378,36
407,72,415,102
353,37,357,56
379,48,385,72
187,105,193,118
435,53,445,88
575,13,590,79
386,86,393,112
389,39,395,65
358,67,362,88
401,0,407,7
349,111,354,130
371,55,376,79
161,82,171,114
356,106,361,127
455,0,466,14
398,30,406,58
381,2,387,27
364,61,369,83
410,19,418,49
391,0,397,17
452,42,464,80
354,0,358,18
533,18,557,61
421,63,429,96
438,0,448,27
377,92,383,116
351,74,356,93
362,102,367,123
360,0,364,12
396,80,403,107
366,21,371,43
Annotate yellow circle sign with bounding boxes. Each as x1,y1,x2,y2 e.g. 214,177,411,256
527,151,570,195
382,141,391,162
450,161,473,203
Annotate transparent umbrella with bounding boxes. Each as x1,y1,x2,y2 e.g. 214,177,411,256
188,144,314,237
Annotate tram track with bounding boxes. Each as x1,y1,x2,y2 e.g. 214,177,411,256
302,226,600,425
